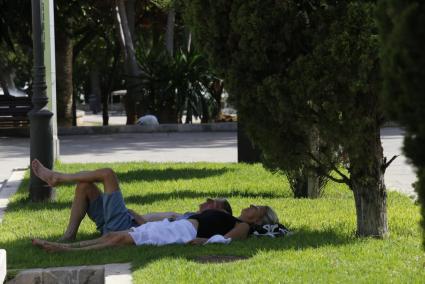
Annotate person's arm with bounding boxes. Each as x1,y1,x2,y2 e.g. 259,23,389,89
128,209,182,225
188,223,251,245
224,222,250,240
142,212,182,222
128,209,147,225
187,238,208,245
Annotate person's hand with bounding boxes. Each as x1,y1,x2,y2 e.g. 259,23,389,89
128,209,146,225
187,238,208,245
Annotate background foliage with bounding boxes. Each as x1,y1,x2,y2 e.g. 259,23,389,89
379,0,425,247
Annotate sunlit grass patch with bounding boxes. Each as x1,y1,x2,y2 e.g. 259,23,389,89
0,162,423,283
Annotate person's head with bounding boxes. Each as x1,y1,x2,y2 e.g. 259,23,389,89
199,198,233,215
239,205,279,226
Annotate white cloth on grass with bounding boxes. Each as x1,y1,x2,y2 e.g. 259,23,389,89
128,219,196,246
204,234,232,245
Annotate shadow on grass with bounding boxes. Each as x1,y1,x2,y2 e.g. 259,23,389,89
117,167,234,183
6,187,290,211
125,189,289,205
1,227,355,271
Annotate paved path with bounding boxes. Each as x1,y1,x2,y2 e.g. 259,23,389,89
0,132,237,187
0,128,417,197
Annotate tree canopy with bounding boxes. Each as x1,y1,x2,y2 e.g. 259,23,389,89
185,0,389,237
379,0,425,247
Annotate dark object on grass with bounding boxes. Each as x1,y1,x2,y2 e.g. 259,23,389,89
251,223,290,238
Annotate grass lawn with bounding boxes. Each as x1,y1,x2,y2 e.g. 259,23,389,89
0,162,424,283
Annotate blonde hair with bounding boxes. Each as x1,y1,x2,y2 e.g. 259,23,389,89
260,206,279,225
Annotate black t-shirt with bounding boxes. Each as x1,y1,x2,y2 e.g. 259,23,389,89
189,209,242,238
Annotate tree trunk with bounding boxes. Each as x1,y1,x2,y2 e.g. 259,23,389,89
290,173,308,198
56,31,73,127
89,66,101,114
165,6,175,56
307,126,321,198
350,126,388,238
211,79,223,122
187,30,192,53
101,44,121,126
237,120,261,163
115,0,140,125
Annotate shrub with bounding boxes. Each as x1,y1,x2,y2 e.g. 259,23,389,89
185,0,389,237
379,0,425,247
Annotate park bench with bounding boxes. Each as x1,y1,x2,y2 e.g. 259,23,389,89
0,95,32,128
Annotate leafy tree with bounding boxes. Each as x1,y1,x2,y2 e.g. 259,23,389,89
379,0,425,246
184,0,327,197
72,2,121,126
185,0,392,237
136,35,219,123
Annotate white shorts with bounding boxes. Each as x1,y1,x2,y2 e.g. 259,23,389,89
128,219,197,246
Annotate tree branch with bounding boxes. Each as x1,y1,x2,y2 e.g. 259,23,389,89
382,155,399,172
307,151,351,187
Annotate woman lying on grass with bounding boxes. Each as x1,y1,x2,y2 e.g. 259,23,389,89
31,159,279,252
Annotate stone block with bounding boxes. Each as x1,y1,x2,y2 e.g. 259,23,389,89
0,249,5,284
105,263,132,284
43,268,77,284
78,266,104,284
8,269,43,284
7,263,130,284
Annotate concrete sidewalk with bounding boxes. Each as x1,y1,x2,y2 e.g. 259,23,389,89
0,132,237,186
0,128,417,197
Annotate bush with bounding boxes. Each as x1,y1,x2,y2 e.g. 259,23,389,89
379,0,425,247
135,36,219,123
185,0,389,237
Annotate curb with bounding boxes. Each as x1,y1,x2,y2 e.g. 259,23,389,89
0,122,237,137
0,169,26,223
0,249,5,284
60,122,237,136
7,263,132,284
0,169,25,284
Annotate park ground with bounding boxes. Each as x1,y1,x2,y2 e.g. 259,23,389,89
0,162,424,283
0,127,421,283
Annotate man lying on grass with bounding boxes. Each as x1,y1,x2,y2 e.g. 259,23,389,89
31,159,279,252
31,160,233,242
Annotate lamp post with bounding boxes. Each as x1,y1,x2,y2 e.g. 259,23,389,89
29,0,54,201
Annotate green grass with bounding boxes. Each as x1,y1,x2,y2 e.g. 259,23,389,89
0,162,424,283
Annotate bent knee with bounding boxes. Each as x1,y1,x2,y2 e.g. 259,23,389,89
76,182,92,191
99,168,116,178
76,182,100,199
99,168,119,193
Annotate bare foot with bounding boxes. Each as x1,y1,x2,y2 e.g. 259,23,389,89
31,159,59,187
57,235,76,243
32,238,46,248
42,243,69,253
32,239,69,252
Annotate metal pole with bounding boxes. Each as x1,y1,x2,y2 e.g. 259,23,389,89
29,0,55,201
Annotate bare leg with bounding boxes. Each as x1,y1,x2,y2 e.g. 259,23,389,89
35,233,110,249
31,159,119,193
59,182,102,242
33,231,135,252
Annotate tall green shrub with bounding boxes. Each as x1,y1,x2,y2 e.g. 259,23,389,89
379,0,425,247
185,0,390,237
136,36,219,123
